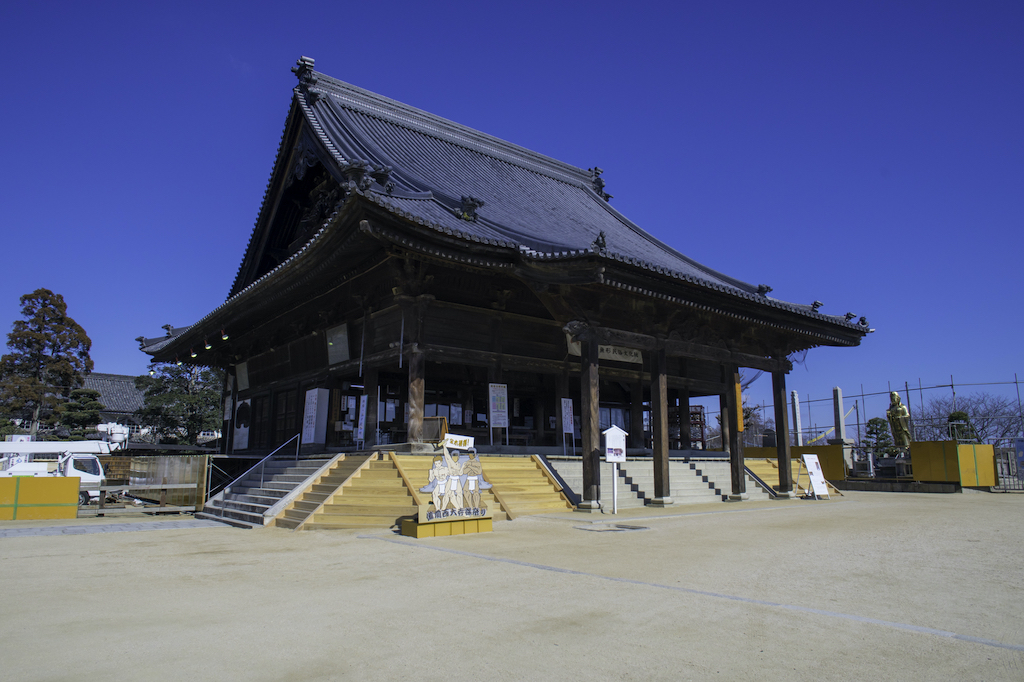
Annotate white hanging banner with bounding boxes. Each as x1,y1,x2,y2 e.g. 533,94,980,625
355,394,369,441
302,388,330,445
488,383,509,429
561,398,574,435
801,454,831,499
233,399,251,452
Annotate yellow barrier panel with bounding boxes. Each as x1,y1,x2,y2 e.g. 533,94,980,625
910,442,995,486
0,477,79,520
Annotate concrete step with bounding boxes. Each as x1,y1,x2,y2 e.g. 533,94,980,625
195,511,261,529
221,499,273,513
212,506,265,526
225,493,283,507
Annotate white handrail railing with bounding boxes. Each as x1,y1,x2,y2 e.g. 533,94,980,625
214,434,300,516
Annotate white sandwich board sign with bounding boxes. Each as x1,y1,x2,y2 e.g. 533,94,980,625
801,454,831,499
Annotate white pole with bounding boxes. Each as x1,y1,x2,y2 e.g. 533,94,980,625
612,462,618,514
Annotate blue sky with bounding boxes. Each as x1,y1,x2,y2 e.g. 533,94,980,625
1,1,1021,428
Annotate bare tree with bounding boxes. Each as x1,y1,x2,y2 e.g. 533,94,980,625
915,392,1022,444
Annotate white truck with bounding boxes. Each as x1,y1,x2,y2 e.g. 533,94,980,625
0,440,116,505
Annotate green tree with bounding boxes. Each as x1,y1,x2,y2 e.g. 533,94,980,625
135,363,223,445
947,410,980,443
0,289,93,435
861,417,897,457
55,387,105,437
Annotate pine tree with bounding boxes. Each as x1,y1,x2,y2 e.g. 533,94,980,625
0,289,93,434
56,387,105,437
861,417,897,457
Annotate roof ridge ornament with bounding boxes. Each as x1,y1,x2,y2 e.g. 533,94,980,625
459,196,485,222
591,230,607,255
292,56,319,100
588,167,612,202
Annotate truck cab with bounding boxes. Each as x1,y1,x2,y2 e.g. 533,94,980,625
0,441,112,505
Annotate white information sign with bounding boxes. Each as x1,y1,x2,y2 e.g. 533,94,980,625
602,425,627,463
355,394,369,441
801,454,831,499
561,398,574,435
488,384,509,429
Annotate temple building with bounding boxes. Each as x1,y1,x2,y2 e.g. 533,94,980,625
139,57,869,509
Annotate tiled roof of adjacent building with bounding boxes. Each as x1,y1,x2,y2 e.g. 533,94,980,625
84,373,145,415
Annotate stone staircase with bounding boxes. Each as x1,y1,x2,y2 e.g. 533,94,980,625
201,456,333,526
546,457,775,506
684,456,770,499
547,459,647,509
275,454,373,529
303,458,418,530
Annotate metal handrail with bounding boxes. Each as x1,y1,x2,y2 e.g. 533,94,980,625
218,434,300,514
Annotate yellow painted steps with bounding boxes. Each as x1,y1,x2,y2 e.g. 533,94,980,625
395,455,507,520
275,454,370,529
305,460,417,529
478,456,572,516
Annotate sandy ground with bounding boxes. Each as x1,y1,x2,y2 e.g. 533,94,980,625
2,491,1023,681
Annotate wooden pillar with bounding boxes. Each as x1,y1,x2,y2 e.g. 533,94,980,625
725,366,747,500
534,375,546,446
773,370,795,496
407,348,425,442
679,387,691,450
651,346,672,505
363,367,379,447
579,332,601,511
719,393,730,454
629,373,645,449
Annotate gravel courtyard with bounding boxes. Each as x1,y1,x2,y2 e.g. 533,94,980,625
2,490,1022,681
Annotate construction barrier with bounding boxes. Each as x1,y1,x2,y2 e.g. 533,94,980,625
910,442,995,487
0,476,79,520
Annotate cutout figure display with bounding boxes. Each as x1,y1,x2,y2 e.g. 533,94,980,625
419,444,492,514
462,452,484,509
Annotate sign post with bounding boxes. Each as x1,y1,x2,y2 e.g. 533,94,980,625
602,425,627,514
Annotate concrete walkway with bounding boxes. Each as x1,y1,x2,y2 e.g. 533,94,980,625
2,492,1022,681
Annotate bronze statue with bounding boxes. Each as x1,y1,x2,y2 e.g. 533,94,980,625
886,392,911,451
